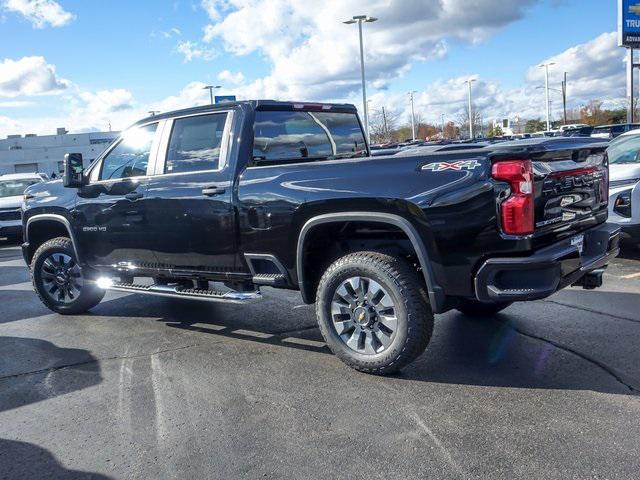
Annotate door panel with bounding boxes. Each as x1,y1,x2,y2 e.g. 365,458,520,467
143,112,239,271
74,179,156,267
73,122,160,267
144,172,237,270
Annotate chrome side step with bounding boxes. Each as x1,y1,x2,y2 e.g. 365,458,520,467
104,281,262,304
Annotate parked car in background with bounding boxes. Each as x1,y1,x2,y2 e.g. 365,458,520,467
0,173,44,241
606,132,640,245
561,125,594,137
591,123,640,140
559,123,590,132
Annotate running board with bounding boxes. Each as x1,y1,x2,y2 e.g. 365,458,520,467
103,281,262,304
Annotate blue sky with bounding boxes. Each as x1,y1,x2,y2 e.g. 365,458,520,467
0,0,625,135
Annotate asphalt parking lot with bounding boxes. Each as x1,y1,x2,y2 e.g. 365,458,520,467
0,241,639,479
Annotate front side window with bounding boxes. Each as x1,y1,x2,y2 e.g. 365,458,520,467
165,113,228,174
99,123,157,181
252,110,367,165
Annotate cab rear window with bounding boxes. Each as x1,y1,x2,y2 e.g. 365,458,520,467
252,110,367,165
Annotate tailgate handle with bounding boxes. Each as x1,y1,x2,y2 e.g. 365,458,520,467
202,185,226,196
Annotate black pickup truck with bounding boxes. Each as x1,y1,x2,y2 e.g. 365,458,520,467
21,100,620,374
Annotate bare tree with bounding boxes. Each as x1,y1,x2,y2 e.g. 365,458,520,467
455,104,483,139
369,107,401,143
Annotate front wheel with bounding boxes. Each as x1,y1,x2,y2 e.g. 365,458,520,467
316,251,434,375
31,237,105,315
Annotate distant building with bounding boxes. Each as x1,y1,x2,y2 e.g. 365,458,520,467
493,118,516,136
0,128,120,176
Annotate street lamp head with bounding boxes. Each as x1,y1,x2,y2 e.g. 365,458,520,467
344,15,377,24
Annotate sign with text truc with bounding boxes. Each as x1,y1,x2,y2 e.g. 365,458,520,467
619,0,640,48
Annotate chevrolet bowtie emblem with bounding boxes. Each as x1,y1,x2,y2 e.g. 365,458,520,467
630,3,640,14
358,312,366,322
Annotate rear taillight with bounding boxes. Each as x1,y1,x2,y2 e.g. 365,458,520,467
492,159,534,235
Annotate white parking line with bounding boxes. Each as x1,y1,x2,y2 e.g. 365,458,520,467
621,272,640,279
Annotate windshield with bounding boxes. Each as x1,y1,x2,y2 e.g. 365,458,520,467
607,135,640,164
0,179,40,198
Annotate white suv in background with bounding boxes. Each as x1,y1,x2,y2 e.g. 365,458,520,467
606,132,640,245
0,173,44,242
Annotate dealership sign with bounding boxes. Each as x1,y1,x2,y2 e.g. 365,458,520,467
619,0,640,47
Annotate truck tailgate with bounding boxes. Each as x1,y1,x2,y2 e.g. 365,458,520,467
489,138,609,245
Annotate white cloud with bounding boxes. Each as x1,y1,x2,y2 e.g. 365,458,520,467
372,31,628,128
176,40,218,62
0,100,33,107
78,89,134,115
526,31,625,104
153,27,182,39
217,70,245,85
2,0,75,28
202,0,539,100
0,56,70,97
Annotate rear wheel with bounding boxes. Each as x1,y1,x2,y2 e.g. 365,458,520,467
316,251,433,375
31,237,105,314
456,299,512,317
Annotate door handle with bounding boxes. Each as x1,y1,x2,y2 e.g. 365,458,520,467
125,191,144,201
202,185,226,196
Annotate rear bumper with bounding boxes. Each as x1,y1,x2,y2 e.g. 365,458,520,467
474,222,620,303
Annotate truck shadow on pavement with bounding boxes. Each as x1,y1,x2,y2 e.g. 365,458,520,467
0,337,102,413
90,294,639,396
0,438,112,479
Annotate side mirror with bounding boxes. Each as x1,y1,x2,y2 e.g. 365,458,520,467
63,153,85,188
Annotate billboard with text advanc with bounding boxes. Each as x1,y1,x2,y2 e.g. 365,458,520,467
619,0,640,47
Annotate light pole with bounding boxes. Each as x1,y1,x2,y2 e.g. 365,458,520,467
464,78,476,139
408,90,417,141
441,113,445,139
539,62,555,131
203,85,222,105
344,15,378,144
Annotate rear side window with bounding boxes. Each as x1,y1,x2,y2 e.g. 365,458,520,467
252,110,367,165
99,123,157,181
165,113,228,174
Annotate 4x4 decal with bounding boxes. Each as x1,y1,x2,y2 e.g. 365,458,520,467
421,160,481,172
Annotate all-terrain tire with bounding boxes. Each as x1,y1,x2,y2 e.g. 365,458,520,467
31,237,105,315
456,299,512,317
315,251,434,375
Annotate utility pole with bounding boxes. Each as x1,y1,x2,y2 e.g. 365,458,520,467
381,106,388,141
344,15,378,144
464,78,476,139
409,91,417,141
441,113,445,139
561,72,567,125
540,62,555,130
